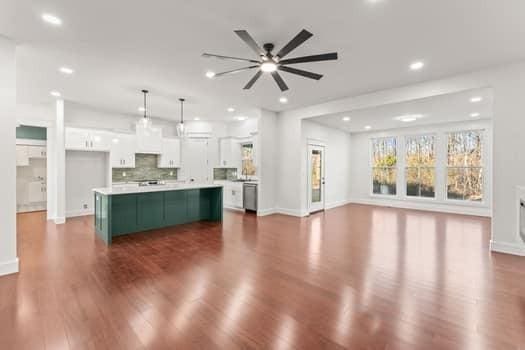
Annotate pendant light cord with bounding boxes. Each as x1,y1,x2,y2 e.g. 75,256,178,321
179,98,185,124
142,89,148,120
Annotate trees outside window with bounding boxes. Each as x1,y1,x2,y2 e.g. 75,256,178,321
372,137,397,195
406,135,436,198
447,130,483,201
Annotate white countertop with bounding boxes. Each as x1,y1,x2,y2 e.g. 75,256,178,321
93,183,223,195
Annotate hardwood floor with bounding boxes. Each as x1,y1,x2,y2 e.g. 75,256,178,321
1,205,525,349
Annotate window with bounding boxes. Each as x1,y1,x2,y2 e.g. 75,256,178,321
405,135,436,198
241,143,256,176
447,130,483,201
372,137,397,195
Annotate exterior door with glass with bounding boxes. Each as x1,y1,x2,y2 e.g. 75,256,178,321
308,144,325,213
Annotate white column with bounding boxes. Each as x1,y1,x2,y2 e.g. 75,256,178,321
257,109,278,215
0,36,19,276
54,100,66,224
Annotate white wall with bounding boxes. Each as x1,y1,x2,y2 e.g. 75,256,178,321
0,36,18,275
66,151,108,217
257,110,278,215
277,61,525,256
349,120,492,216
301,120,352,213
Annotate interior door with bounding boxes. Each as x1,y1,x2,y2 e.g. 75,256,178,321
182,139,209,183
308,144,325,213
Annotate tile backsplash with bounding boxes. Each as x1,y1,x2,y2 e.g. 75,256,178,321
112,154,178,182
213,168,238,180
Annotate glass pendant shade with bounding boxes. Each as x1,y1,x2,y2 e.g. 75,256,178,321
176,122,185,137
177,98,186,137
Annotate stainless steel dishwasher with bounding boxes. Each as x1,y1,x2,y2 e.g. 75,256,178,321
243,182,258,212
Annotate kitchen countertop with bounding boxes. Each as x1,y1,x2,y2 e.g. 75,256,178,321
93,183,223,195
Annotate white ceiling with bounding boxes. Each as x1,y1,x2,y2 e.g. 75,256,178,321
308,88,493,133
2,0,525,121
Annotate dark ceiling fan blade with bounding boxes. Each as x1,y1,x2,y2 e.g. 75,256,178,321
202,53,260,63
278,66,323,80
243,70,263,90
279,52,338,65
275,29,313,59
271,71,289,91
234,30,265,57
214,65,258,77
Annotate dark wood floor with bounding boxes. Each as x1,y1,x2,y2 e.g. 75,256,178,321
1,205,525,349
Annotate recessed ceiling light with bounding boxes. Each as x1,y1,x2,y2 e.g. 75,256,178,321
279,97,288,104
409,61,425,71
342,116,351,122
235,116,247,121
205,71,215,78
59,66,74,74
364,125,372,130
470,96,483,103
41,13,62,26
394,114,424,122
138,106,146,112
194,117,201,121
50,90,61,97
227,107,235,112
261,62,278,73
470,112,480,118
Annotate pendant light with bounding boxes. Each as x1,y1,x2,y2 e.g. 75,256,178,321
176,98,186,137
140,89,150,127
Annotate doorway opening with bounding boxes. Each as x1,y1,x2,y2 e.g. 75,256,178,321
16,125,48,214
307,143,326,213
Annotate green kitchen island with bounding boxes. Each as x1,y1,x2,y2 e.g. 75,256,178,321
93,184,223,244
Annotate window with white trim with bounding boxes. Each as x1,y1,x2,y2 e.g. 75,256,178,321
405,135,436,198
446,130,483,201
372,137,397,195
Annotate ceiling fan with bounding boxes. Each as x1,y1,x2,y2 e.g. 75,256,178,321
202,29,338,91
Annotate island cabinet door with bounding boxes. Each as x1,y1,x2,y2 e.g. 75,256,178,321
111,194,138,235
137,192,165,231
186,189,201,222
164,191,188,226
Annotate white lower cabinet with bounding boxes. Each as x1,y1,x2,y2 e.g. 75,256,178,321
28,181,46,203
222,182,243,208
110,133,136,168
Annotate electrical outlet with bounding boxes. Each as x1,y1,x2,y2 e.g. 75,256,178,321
83,204,88,209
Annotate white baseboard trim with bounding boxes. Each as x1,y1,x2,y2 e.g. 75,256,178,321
275,208,308,217
324,200,351,210
0,258,19,276
66,209,94,218
54,216,65,224
347,197,491,217
224,206,245,212
490,240,525,256
257,208,278,216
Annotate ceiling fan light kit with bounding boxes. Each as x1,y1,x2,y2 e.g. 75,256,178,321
202,29,338,91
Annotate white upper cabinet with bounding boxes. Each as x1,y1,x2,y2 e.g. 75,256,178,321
16,145,29,166
65,127,110,151
158,138,181,168
136,123,162,154
27,145,46,158
219,138,241,168
110,133,136,168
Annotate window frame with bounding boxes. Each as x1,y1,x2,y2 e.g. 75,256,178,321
445,129,485,204
240,142,256,176
370,136,398,197
404,134,437,200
